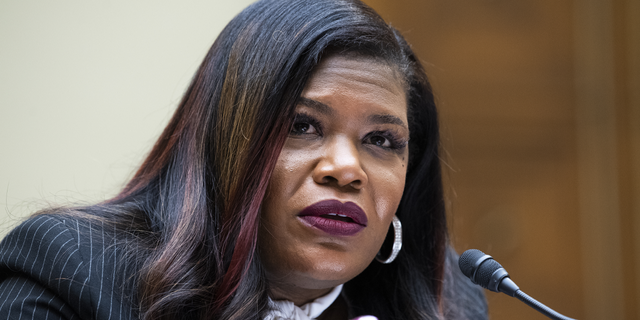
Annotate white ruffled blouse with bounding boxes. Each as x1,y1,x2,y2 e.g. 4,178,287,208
264,285,343,320
264,285,378,320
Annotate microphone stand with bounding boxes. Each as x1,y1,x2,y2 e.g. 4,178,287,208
460,249,577,320
514,290,575,320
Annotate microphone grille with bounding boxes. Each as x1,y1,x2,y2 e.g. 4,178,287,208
475,258,503,288
458,249,485,278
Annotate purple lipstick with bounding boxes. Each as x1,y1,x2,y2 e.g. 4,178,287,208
298,200,368,236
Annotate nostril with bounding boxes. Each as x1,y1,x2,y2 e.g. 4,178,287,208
320,176,338,184
318,175,362,189
312,152,367,188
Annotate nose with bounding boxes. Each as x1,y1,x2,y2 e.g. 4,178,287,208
312,136,368,189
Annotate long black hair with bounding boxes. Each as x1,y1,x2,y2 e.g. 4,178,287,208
51,0,482,319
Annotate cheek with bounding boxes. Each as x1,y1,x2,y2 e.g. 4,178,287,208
371,157,408,222
260,149,300,234
364,157,407,265
261,151,300,220
258,148,314,274
264,148,310,203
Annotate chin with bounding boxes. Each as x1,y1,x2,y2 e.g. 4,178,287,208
301,257,371,288
289,271,354,291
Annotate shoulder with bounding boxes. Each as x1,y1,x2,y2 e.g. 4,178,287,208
442,247,489,320
0,214,85,282
0,212,137,320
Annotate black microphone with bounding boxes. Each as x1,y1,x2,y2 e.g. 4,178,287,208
459,249,576,320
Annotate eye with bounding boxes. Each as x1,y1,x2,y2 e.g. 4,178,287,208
291,122,316,134
367,134,391,148
364,131,407,151
290,113,321,136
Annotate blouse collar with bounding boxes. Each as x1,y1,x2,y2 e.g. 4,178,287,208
265,284,343,320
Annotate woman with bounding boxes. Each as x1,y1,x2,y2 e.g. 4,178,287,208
0,0,487,319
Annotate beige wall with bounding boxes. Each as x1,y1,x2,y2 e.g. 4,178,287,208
0,0,254,236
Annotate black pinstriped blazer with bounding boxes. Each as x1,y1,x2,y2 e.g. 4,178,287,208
0,214,136,320
0,214,488,320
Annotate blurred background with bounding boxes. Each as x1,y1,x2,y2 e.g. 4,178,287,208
1,0,638,319
363,0,639,319
0,1,255,227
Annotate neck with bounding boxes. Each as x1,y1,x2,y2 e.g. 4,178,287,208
268,283,334,306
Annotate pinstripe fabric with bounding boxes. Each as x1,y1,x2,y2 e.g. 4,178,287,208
0,214,137,320
0,215,488,320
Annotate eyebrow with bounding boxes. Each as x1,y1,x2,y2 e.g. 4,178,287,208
298,97,334,116
298,97,408,130
368,114,408,130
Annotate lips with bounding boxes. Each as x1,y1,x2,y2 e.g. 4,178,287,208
297,200,368,236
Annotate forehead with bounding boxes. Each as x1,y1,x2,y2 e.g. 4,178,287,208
308,54,407,96
302,55,408,117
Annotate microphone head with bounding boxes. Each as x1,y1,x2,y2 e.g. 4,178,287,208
460,249,522,297
459,249,506,289
458,249,486,279
460,251,570,316
475,258,504,288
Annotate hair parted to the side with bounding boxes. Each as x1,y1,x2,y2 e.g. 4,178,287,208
57,0,448,319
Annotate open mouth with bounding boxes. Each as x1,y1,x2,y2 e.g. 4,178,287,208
298,200,368,236
320,213,355,223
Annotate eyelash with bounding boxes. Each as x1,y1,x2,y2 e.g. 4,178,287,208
290,113,322,135
289,113,407,151
364,131,408,150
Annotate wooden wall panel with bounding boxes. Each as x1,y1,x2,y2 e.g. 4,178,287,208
361,0,637,319
574,1,623,318
616,0,640,318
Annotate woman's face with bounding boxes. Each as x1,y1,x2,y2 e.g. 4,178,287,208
259,55,409,304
